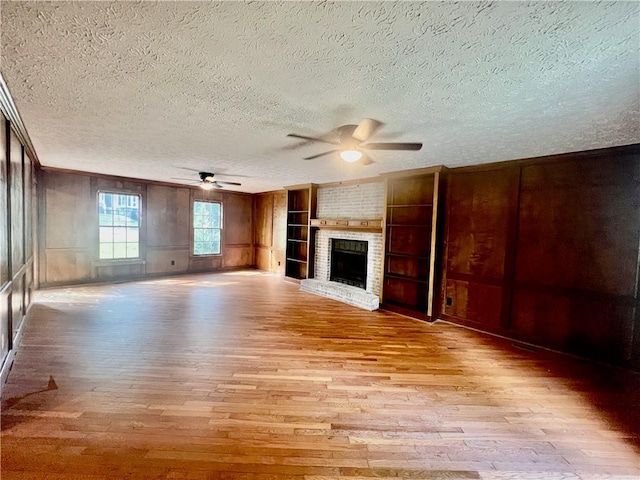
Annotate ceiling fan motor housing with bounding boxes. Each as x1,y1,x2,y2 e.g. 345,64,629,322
199,172,215,182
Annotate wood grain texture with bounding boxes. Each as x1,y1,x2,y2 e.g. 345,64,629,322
253,193,274,249
9,127,24,273
0,117,8,287
445,169,514,280
146,184,190,248
442,151,640,368
223,193,253,246
3,271,638,479
516,157,640,296
38,170,255,286
253,191,287,275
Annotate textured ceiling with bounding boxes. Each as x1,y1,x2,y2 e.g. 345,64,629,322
1,1,639,193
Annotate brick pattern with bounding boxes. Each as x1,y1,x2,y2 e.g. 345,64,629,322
301,278,379,311
315,230,383,296
316,182,384,219
312,181,385,302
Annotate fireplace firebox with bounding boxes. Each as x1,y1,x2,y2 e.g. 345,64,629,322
330,239,367,289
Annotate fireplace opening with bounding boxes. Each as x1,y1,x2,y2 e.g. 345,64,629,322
330,239,367,289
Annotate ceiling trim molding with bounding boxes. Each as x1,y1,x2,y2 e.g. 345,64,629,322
0,72,40,167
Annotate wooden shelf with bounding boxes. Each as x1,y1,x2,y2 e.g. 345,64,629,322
387,204,433,208
284,185,317,280
286,258,307,264
384,273,430,285
382,171,444,318
386,252,430,260
387,224,432,228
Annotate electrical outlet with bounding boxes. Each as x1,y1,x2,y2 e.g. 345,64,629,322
171,260,175,266
446,297,453,307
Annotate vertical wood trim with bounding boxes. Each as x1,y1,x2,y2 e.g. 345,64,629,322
20,144,25,269
440,169,454,319
500,167,523,330
632,186,640,368
4,118,12,352
307,184,318,279
431,169,448,320
426,171,441,318
379,178,389,300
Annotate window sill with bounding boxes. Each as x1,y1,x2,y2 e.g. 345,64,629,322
91,259,146,267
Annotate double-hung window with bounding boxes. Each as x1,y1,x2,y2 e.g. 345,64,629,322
98,192,140,259
193,201,222,255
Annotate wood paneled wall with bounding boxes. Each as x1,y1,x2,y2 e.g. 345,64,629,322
441,145,640,369
1,114,36,382
253,190,286,275
38,169,254,287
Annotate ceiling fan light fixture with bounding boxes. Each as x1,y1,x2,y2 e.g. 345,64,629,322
200,181,215,190
340,149,362,162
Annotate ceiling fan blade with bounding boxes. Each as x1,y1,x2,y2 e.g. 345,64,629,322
171,177,200,182
215,180,242,186
363,142,422,151
287,133,340,145
352,118,383,142
361,153,375,166
304,149,338,160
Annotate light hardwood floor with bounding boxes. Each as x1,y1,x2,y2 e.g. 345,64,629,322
1,271,639,479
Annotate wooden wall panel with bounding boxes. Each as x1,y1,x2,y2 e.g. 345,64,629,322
272,191,287,252
441,146,640,369
0,290,8,364
44,249,92,284
516,158,640,296
146,247,189,275
24,155,33,262
147,185,190,248
189,256,223,272
512,289,635,363
94,263,145,280
11,274,24,340
444,279,503,328
254,194,273,248
43,172,92,249
0,119,8,287
39,170,254,287
9,128,24,272
224,193,252,246
255,245,270,271
223,246,253,267
446,169,514,279
252,190,287,275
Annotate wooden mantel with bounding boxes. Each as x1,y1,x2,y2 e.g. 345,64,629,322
310,218,383,233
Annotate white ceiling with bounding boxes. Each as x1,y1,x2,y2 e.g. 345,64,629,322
1,1,639,193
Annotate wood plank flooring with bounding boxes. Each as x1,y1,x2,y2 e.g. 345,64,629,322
1,270,639,479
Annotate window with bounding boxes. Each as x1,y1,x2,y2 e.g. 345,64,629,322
98,192,140,259
193,201,222,255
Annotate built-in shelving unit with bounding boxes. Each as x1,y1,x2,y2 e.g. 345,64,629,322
285,184,317,281
381,168,445,319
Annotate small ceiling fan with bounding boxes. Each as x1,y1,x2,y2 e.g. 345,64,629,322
171,171,242,190
287,118,422,165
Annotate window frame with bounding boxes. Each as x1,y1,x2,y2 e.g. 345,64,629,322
97,190,142,261
192,199,223,257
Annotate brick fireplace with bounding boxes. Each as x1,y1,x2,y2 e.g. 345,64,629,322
300,181,384,310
